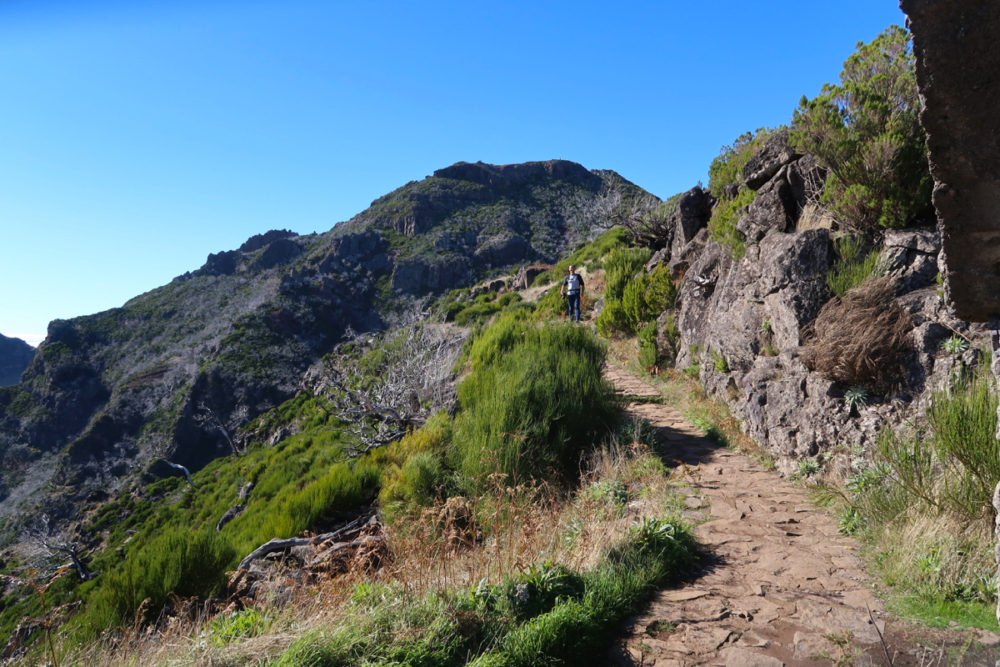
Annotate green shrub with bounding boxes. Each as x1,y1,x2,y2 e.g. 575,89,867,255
827,235,885,297
927,360,999,519
602,248,651,302
464,310,535,373
595,247,653,336
711,350,729,373
453,301,501,326
84,528,236,629
644,264,677,313
379,451,448,518
841,359,998,610
637,322,659,369
622,264,676,334
498,292,522,307
451,319,619,490
791,25,931,230
595,300,629,338
285,463,375,531
707,186,753,259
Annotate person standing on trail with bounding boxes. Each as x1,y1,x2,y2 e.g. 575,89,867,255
560,264,585,322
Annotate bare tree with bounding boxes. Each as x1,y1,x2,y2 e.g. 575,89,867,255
322,309,467,459
195,402,248,456
23,514,98,582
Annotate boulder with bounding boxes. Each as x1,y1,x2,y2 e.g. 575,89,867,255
511,264,550,290
882,227,941,293
737,171,797,243
470,277,510,298
786,154,826,213
667,187,713,263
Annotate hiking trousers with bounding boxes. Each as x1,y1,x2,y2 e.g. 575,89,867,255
567,293,581,321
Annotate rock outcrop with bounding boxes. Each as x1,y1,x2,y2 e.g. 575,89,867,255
902,0,1000,624
655,142,978,476
901,0,1000,322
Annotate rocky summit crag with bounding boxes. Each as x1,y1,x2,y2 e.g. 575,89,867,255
0,160,653,541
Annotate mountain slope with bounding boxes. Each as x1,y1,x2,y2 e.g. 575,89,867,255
0,335,33,387
0,160,656,538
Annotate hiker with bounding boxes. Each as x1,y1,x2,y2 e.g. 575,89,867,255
560,264,585,322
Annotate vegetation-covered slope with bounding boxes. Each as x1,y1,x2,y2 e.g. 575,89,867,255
0,161,654,538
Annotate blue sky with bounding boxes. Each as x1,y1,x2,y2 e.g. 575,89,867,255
1,0,907,346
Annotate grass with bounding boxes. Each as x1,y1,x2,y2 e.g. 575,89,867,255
60,435,696,666
826,356,1000,631
826,234,885,297
706,186,752,259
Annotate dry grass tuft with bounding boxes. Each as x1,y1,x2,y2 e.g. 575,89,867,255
801,277,912,394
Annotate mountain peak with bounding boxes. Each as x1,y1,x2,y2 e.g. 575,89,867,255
431,159,602,189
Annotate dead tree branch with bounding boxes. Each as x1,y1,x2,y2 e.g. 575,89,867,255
163,460,195,488
236,511,377,570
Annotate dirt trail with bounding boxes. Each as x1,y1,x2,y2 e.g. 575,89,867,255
602,364,1000,666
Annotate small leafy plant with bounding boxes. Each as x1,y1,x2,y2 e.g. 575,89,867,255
941,334,969,356
796,458,821,478
844,387,869,412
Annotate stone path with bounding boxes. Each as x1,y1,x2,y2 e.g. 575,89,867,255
603,365,1000,666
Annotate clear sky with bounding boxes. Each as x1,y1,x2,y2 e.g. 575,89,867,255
1,0,907,347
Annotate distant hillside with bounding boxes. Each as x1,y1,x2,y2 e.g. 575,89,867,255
0,335,33,387
0,160,656,538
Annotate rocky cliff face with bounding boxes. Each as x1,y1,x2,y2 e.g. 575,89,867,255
651,145,982,476
901,0,1000,322
0,160,654,536
0,335,33,387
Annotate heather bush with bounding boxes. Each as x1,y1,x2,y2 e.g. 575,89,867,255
595,247,650,336
601,248,651,303
451,318,619,490
791,25,932,230
622,264,676,333
84,528,235,629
